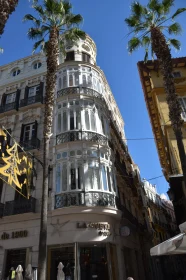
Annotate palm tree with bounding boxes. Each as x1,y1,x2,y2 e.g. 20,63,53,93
0,0,18,35
125,0,186,185
23,1,85,279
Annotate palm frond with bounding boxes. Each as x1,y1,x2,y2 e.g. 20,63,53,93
130,2,144,19
65,14,83,26
32,39,45,53
162,0,174,14
27,27,44,40
33,4,45,17
168,22,182,35
125,16,140,28
167,38,181,50
62,1,72,15
142,36,151,47
23,14,40,27
148,0,163,15
64,28,86,45
172,8,186,19
128,37,141,53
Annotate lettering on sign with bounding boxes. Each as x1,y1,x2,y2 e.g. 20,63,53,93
1,230,28,240
77,222,111,236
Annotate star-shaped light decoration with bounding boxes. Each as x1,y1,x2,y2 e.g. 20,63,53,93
51,219,69,236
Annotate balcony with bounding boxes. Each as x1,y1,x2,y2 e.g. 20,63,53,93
20,94,43,107
56,131,108,146
55,191,117,209
117,203,139,227
3,197,36,216
57,87,104,101
20,138,40,151
0,102,17,113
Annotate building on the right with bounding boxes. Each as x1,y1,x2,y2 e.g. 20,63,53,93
138,57,186,226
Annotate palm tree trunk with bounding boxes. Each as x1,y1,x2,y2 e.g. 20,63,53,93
38,28,58,280
0,0,18,35
151,27,186,186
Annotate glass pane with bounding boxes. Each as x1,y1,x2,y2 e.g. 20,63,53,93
62,152,68,158
90,111,96,131
70,151,75,156
57,113,61,133
85,111,90,130
70,110,74,130
76,110,81,129
77,150,82,155
28,87,35,97
93,168,99,190
75,73,79,86
101,116,105,134
62,164,67,191
71,165,76,190
69,74,73,87
63,76,67,88
58,78,62,89
88,166,93,189
101,165,108,191
107,167,111,192
82,75,86,86
77,163,83,190
63,111,67,131
56,164,61,193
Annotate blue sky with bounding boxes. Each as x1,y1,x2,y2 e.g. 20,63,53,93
1,0,186,195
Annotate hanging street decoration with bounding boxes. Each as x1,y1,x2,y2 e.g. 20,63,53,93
0,127,33,199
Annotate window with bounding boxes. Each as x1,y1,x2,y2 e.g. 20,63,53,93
101,165,108,191
5,92,16,104
70,163,76,190
63,111,67,131
65,51,75,61
70,110,75,130
12,69,20,77
69,74,73,86
88,162,100,190
58,78,62,90
63,76,67,88
33,62,42,69
82,52,90,63
62,164,67,191
172,71,181,78
179,97,186,120
23,123,36,141
28,85,40,97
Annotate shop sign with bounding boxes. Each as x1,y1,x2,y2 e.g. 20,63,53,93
77,222,111,236
1,230,28,240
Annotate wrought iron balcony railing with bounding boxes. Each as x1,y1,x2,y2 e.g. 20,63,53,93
20,94,43,107
3,197,36,216
55,191,117,209
0,102,17,113
20,138,40,151
56,131,108,145
57,87,104,101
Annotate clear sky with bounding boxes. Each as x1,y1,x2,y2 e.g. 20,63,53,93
1,0,186,195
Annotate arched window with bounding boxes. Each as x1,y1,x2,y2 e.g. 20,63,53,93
33,61,42,69
12,68,20,77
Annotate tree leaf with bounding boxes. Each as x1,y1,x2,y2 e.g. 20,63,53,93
23,14,40,27
128,37,141,53
167,39,181,50
162,0,174,14
168,22,182,35
172,8,186,19
131,2,144,18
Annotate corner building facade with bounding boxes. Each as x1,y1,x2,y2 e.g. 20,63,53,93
0,35,147,280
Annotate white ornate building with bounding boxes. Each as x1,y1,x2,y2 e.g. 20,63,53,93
0,34,148,280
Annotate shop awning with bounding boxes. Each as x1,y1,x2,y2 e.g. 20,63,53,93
150,233,186,256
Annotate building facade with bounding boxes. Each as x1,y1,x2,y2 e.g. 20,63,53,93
138,58,186,226
0,34,150,280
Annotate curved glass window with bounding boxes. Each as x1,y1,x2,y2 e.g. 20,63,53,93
101,165,108,191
